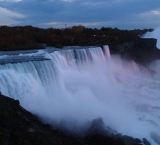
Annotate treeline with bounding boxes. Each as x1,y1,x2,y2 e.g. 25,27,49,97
0,25,153,51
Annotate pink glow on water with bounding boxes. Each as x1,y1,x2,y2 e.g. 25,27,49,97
103,45,111,59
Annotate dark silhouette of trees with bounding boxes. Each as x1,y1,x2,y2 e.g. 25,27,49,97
0,25,153,51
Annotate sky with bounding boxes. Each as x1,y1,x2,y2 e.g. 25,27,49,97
0,0,160,29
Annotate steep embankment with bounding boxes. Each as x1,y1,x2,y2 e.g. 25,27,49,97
0,94,83,145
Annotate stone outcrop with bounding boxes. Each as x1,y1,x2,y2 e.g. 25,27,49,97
0,94,83,145
109,38,160,65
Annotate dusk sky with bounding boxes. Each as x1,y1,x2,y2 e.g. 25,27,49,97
0,0,160,29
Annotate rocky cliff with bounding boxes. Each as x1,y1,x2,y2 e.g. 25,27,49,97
109,38,160,65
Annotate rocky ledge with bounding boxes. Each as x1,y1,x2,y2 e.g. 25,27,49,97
109,38,160,65
0,94,152,145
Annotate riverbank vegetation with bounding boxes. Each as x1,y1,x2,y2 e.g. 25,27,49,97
0,25,153,51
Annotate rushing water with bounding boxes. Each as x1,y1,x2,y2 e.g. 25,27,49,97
0,45,160,144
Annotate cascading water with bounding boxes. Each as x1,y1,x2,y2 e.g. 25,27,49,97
0,45,160,144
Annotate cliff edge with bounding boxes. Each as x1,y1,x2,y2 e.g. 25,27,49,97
109,38,160,65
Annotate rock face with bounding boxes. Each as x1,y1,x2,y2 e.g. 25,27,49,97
0,94,151,145
109,38,160,65
143,138,151,145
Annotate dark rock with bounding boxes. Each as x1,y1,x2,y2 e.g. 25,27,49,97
106,126,117,134
84,133,125,145
143,138,151,145
88,117,106,134
135,38,157,49
110,38,160,65
0,94,83,145
123,135,136,145
88,117,117,136
116,133,123,138
135,138,142,144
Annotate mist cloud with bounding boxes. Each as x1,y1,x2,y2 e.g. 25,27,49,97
142,28,160,49
9,47,158,145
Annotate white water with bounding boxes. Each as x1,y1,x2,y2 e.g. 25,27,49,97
0,45,159,144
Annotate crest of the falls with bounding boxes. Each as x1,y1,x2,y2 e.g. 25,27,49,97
0,45,159,145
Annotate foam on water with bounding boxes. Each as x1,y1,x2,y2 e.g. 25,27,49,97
0,45,159,144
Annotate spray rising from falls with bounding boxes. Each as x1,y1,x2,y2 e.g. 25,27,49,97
0,46,160,144
142,28,160,49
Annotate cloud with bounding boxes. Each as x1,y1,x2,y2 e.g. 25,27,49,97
45,21,117,28
133,9,160,27
0,7,25,25
0,0,22,2
151,10,160,15
139,10,160,17
0,0,160,29
0,7,24,18
61,0,76,2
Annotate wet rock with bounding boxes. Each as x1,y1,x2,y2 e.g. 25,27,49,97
88,117,117,136
116,133,123,138
143,138,151,145
123,135,136,145
106,126,117,134
135,138,142,144
88,118,106,134
84,133,125,145
0,94,83,145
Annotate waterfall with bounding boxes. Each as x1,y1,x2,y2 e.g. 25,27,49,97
0,45,159,144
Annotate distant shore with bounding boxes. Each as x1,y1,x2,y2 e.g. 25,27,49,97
0,25,152,50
